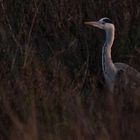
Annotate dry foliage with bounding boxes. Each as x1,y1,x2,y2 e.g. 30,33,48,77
0,0,140,140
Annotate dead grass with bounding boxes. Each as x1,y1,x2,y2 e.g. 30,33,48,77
0,0,140,140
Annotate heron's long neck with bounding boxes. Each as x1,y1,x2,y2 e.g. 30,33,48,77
102,27,116,83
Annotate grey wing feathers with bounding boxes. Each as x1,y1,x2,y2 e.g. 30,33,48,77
114,63,140,93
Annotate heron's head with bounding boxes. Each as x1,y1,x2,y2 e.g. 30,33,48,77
85,17,114,31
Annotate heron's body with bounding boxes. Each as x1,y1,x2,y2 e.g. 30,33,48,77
85,17,140,92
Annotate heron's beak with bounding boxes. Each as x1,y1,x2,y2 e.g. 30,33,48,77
85,21,103,29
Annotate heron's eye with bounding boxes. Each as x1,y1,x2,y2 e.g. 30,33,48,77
102,21,106,24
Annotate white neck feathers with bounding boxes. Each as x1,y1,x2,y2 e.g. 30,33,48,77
102,24,117,89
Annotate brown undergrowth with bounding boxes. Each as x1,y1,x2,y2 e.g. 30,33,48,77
0,0,140,140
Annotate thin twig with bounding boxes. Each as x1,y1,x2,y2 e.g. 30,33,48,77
27,0,40,46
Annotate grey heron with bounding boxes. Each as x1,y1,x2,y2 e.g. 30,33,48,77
85,17,140,93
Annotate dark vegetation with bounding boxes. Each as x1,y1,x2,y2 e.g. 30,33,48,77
0,0,140,139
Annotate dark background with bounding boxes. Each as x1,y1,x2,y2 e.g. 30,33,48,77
0,0,140,140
